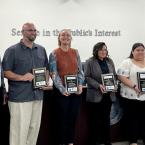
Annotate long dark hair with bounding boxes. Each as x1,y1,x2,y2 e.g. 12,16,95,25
129,43,145,58
93,42,108,59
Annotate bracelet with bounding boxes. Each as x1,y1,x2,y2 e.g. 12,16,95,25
133,84,136,89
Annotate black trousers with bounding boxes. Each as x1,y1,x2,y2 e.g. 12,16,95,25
0,104,10,145
121,97,145,143
87,94,112,145
52,87,81,145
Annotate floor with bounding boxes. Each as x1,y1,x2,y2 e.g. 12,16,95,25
112,142,130,145
112,140,144,145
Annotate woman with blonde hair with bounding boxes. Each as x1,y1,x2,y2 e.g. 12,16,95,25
49,29,84,145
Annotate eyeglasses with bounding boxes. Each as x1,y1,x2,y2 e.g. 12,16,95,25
99,49,107,52
24,29,37,32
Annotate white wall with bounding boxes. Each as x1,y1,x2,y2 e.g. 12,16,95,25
0,0,145,67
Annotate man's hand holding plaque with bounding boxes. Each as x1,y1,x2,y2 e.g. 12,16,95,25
33,67,47,88
64,75,78,94
101,73,117,93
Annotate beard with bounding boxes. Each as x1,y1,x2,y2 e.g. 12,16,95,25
28,35,36,42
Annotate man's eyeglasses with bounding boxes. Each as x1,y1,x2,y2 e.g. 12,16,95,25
24,29,37,32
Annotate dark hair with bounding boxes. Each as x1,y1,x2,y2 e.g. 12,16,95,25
93,42,108,59
129,43,145,58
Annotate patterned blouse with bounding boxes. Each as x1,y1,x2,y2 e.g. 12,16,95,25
117,58,145,100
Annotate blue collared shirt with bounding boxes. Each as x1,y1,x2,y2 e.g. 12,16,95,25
2,41,49,102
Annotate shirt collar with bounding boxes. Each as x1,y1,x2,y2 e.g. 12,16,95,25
97,58,106,62
20,39,38,50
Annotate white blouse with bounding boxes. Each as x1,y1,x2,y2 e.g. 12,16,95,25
117,58,145,101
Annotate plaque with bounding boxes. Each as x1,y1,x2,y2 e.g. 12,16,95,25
33,67,47,88
137,72,145,92
101,73,117,92
65,75,78,93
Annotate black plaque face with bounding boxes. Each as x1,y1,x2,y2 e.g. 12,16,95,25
137,72,145,92
33,67,47,88
64,75,78,93
101,73,116,92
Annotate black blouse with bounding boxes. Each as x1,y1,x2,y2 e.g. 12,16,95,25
97,58,109,74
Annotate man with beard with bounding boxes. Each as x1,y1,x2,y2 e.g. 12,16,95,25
2,23,49,145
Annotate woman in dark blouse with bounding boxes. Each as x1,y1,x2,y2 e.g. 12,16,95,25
84,42,117,145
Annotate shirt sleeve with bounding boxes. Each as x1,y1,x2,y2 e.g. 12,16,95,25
84,59,100,89
117,59,131,77
76,49,84,85
49,51,66,94
2,47,14,71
